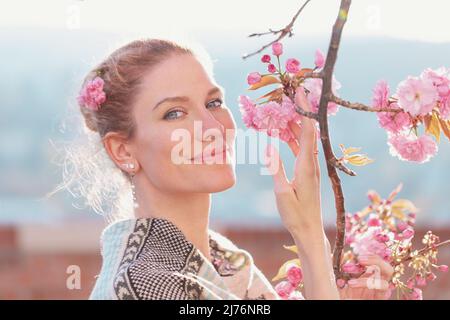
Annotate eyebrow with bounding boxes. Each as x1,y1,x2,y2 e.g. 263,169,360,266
152,86,224,110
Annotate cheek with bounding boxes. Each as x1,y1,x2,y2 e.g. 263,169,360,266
220,108,237,147
136,126,178,182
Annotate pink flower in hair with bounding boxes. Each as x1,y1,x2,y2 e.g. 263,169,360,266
77,76,106,111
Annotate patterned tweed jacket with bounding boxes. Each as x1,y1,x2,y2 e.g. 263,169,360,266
89,217,283,300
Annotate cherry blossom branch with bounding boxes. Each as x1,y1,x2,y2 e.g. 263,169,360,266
331,95,403,113
303,71,323,79
340,239,450,284
315,0,352,280
400,239,450,264
242,0,312,59
264,0,355,278
294,105,320,121
331,157,356,176
284,87,319,121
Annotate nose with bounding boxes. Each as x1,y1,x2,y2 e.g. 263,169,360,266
194,109,225,143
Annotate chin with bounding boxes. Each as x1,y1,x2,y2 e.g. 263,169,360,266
193,163,236,192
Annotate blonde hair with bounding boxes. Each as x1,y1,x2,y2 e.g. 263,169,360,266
46,37,216,225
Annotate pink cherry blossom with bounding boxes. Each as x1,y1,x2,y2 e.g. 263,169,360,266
77,76,106,111
375,233,389,243
287,290,305,300
438,265,449,272
254,101,292,141
314,49,325,69
402,227,415,239
247,72,262,85
439,95,450,120
406,288,423,300
280,94,301,123
239,95,301,142
427,273,437,282
420,67,450,98
350,226,391,261
368,214,381,227
377,102,412,134
238,95,258,130
303,76,341,115
397,221,408,232
342,261,364,274
372,80,390,109
261,54,271,63
268,64,277,73
416,275,427,287
336,278,347,288
285,58,301,74
396,76,438,116
275,280,295,299
345,234,355,245
272,42,283,56
387,132,438,163
286,265,303,287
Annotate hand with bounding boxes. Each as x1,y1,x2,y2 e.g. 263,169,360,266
266,87,340,299
265,86,322,240
339,255,394,300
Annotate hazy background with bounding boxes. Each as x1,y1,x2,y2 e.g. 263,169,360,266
1,0,449,227
0,0,449,299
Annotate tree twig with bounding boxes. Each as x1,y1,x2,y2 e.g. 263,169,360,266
330,157,356,176
400,239,450,264
331,95,403,113
316,0,352,280
242,0,312,59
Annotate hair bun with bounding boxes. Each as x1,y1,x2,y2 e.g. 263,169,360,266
80,107,99,132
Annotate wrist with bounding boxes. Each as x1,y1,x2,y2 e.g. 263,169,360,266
291,230,339,299
289,225,327,249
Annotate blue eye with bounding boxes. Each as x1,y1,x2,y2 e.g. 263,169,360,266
207,98,223,109
163,109,185,120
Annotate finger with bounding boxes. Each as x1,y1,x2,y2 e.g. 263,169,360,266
295,86,312,113
312,124,320,180
347,277,389,291
357,255,394,278
295,118,320,181
287,138,300,156
295,88,316,157
265,144,290,193
374,288,393,300
288,121,301,141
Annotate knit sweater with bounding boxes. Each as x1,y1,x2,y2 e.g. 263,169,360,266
89,217,292,300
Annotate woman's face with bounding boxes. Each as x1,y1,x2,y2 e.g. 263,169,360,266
131,53,236,193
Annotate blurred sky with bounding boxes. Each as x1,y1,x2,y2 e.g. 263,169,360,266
1,0,450,42
1,0,450,227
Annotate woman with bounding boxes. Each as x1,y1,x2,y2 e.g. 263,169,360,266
59,38,393,300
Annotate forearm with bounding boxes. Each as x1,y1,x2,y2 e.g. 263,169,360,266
291,228,339,300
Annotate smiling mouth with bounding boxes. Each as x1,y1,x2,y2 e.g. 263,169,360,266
190,145,230,163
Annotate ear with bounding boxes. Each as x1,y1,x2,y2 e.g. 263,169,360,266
102,132,139,174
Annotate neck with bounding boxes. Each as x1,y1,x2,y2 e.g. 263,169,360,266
133,175,212,261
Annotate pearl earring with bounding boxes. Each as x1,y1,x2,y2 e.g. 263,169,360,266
123,163,139,209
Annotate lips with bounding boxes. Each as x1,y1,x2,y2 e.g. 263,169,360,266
190,145,229,163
